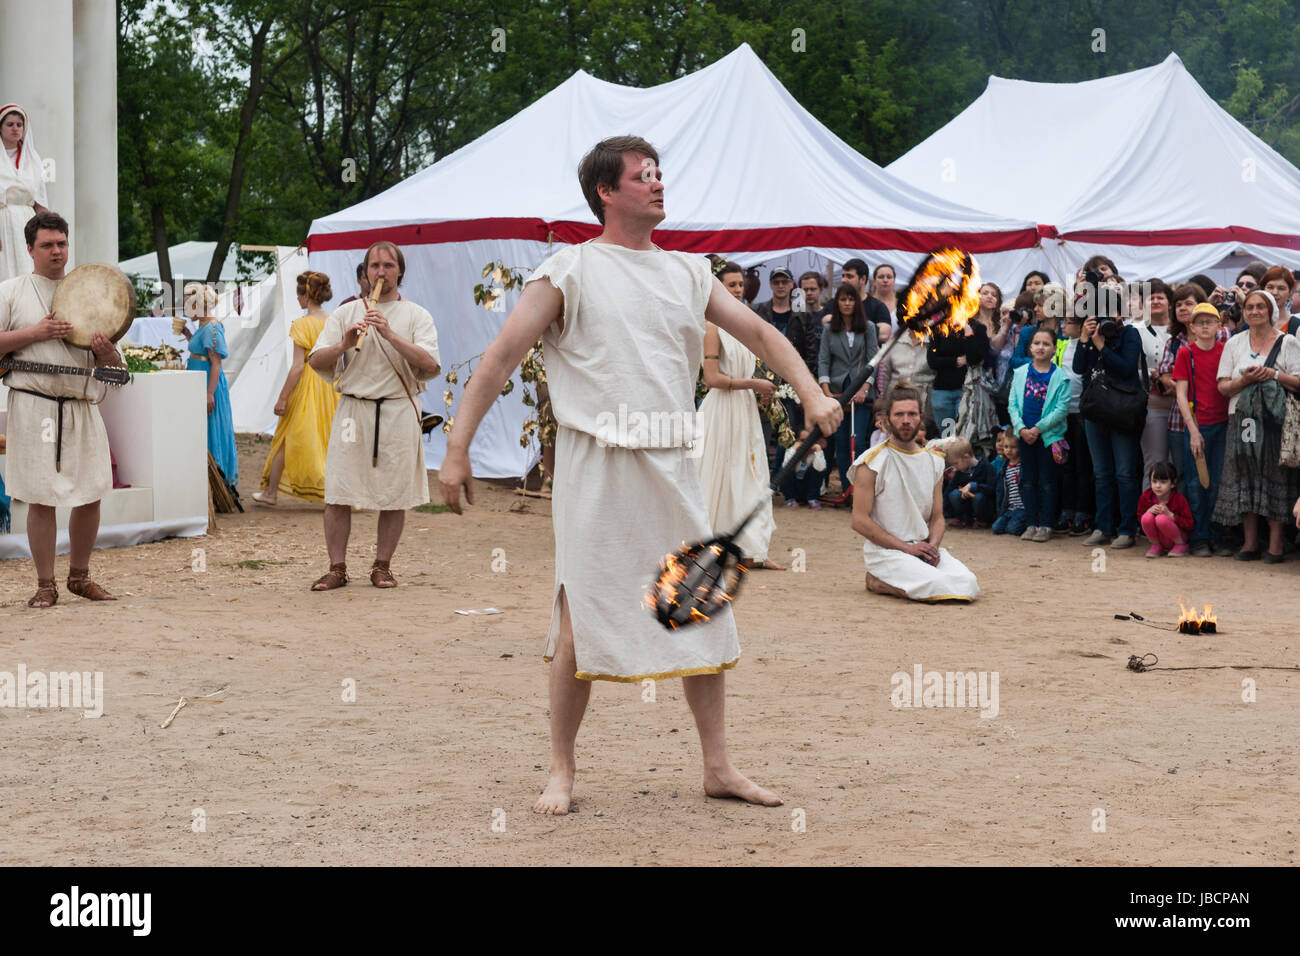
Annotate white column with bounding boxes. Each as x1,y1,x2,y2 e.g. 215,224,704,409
73,0,118,268
0,0,77,260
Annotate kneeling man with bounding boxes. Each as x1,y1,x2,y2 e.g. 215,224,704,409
849,383,979,602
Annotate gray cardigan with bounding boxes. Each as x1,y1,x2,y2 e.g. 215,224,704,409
818,322,879,390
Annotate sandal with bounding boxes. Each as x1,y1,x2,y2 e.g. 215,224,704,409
66,568,117,601
28,578,58,608
251,491,277,507
311,563,348,591
370,560,397,588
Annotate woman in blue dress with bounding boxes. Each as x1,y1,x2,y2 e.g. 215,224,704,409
181,282,238,489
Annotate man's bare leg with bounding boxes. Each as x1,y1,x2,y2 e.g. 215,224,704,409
27,503,57,581
375,509,404,562
683,670,782,806
535,588,591,815
68,501,100,571
322,503,351,565
866,570,907,598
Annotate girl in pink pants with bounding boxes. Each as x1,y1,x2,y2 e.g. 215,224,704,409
1138,462,1195,557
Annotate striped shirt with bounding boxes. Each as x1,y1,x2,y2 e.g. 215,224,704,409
1004,461,1024,511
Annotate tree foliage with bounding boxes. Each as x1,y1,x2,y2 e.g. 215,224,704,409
118,0,1300,264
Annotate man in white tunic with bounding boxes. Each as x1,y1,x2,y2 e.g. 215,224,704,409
307,241,440,590
0,212,123,607
849,383,979,602
440,136,841,814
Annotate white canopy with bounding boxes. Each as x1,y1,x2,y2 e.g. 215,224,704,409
888,53,1300,282
307,43,1042,478
119,240,242,283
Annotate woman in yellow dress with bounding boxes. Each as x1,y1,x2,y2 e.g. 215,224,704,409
252,271,340,505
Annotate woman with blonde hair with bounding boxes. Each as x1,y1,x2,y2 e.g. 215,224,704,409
252,270,340,505
180,282,238,490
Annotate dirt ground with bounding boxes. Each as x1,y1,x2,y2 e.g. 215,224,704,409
1,433,1296,866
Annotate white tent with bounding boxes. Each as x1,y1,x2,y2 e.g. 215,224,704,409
888,53,1300,283
307,43,1042,478
119,240,242,282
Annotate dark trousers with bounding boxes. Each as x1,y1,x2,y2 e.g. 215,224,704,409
1084,420,1142,536
946,488,993,524
782,464,827,504
1019,438,1059,527
1058,412,1094,520
1180,422,1227,546
832,384,872,489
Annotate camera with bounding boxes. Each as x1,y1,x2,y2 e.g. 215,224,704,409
1079,268,1122,340
1220,290,1238,323
1010,306,1035,326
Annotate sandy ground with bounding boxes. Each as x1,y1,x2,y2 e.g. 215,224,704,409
1,433,1296,866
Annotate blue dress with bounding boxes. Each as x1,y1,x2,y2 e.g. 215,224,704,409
187,322,238,488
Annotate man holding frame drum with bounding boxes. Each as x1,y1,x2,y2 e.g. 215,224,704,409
0,211,125,607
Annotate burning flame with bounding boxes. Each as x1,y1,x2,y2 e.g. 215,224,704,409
1176,597,1217,634
646,540,746,630
900,247,982,342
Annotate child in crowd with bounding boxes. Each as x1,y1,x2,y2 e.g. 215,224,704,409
1171,301,1231,556
992,428,1028,536
1139,461,1194,557
1010,328,1070,543
1055,313,1094,535
781,429,829,509
942,436,995,527
869,407,888,449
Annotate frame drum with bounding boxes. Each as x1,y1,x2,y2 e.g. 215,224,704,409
51,263,137,348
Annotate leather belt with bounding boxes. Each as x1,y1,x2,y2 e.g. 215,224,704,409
8,386,74,472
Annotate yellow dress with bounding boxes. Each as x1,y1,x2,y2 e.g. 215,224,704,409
259,315,339,502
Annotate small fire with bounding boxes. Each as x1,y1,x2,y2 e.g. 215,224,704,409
900,247,982,342
1177,597,1217,634
647,540,746,630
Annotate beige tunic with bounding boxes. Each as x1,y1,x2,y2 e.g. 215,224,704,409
0,274,111,507
530,240,740,682
311,297,439,510
847,441,978,602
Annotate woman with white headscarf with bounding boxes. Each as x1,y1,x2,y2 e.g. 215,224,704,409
0,105,48,282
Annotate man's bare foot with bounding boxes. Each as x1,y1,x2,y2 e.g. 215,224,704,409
533,767,575,815
703,766,783,806
741,557,786,571
865,571,907,598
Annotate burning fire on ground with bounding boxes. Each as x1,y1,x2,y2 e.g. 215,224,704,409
1177,598,1217,634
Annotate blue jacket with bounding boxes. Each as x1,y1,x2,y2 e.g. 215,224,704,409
1009,362,1070,446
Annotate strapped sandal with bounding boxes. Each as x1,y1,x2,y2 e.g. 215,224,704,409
369,560,397,588
28,578,58,608
66,569,117,601
311,563,348,591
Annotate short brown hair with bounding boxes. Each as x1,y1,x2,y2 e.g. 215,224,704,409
364,241,405,286
296,270,333,304
1260,264,1295,292
798,270,825,288
578,136,660,225
25,210,68,247
1172,282,1206,306
882,383,922,415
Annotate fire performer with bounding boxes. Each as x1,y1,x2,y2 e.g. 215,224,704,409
439,136,841,814
850,382,980,602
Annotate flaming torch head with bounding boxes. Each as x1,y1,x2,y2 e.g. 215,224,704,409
647,536,748,630
899,247,982,343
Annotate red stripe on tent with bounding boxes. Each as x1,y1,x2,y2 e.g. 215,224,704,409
307,220,1042,254
1052,226,1300,251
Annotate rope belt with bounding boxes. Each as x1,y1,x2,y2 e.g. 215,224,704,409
344,393,386,466
8,386,73,472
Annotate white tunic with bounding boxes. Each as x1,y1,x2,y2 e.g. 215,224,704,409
0,119,47,283
0,274,112,507
311,297,439,510
696,327,775,561
847,440,979,602
530,240,740,681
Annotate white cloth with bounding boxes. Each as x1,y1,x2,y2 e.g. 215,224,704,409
311,297,439,510
529,240,740,681
847,440,979,602
876,332,935,409
0,274,111,507
696,327,775,562
0,106,47,283
1217,330,1300,415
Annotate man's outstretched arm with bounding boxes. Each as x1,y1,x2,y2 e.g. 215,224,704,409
438,280,563,513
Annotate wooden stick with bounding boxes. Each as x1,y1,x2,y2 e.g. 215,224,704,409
160,686,227,729
356,277,384,348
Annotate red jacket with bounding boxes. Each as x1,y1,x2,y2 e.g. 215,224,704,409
1137,489,1194,533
